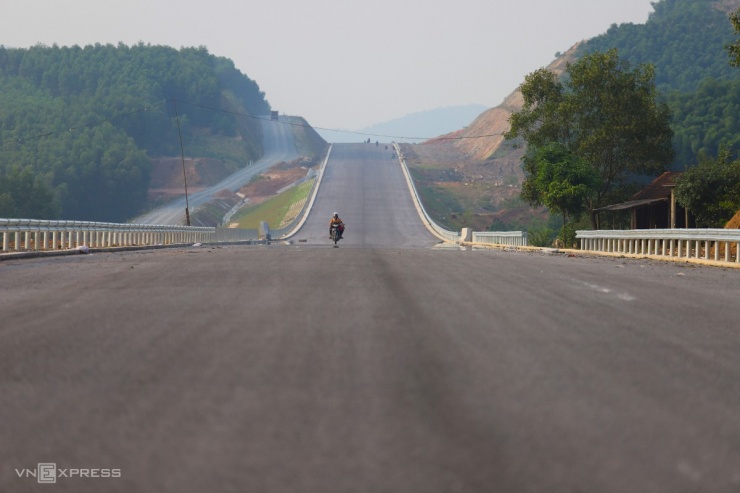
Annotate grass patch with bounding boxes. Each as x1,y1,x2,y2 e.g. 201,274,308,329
232,179,314,229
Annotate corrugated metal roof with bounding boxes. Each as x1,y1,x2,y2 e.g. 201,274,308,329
595,197,667,212
630,171,682,201
595,171,683,213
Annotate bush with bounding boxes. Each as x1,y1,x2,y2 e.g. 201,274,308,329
529,227,556,247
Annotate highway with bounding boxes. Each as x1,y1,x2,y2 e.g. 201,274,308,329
1,144,740,492
133,118,299,225
290,143,439,248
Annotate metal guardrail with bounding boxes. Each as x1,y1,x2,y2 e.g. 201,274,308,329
213,227,260,242
0,218,215,253
393,143,460,243
576,229,740,263
473,231,528,247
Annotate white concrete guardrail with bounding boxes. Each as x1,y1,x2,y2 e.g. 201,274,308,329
1,218,214,252
393,143,527,246
393,142,460,243
472,231,528,247
576,229,740,264
214,227,260,242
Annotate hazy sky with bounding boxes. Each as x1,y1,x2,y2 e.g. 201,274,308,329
1,0,655,132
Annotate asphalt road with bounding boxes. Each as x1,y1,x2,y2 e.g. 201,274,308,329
290,143,439,248
2,144,740,492
133,117,299,225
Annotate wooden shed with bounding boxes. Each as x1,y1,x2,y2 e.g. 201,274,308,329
595,172,694,229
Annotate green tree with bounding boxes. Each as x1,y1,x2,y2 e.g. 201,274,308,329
674,147,740,227
522,143,600,225
0,166,59,218
727,7,740,67
506,49,674,228
0,43,271,221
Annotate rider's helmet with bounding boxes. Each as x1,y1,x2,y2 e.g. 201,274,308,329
333,212,339,219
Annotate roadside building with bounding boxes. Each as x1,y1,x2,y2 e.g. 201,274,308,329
595,172,695,229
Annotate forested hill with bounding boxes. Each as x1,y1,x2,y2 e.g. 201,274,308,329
0,43,270,221
580,0,740,165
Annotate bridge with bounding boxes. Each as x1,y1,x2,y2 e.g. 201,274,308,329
1,130,740,491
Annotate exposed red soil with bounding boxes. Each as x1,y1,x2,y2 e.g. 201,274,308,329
726,210,740,229
148,157,234,202
238,167,307,199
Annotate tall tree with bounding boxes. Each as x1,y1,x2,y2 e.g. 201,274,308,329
506,49,674,228
727,7,740,67
0,43,271,221
521,143,600,225
674,147,740,227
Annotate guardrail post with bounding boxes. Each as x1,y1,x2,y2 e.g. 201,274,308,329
714,241,719,261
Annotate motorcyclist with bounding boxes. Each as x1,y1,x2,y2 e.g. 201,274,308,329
329,212,345,240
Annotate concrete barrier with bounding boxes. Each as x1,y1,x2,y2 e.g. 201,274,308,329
576,229,740,264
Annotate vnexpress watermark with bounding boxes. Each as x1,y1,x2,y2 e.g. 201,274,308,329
15,463,122,483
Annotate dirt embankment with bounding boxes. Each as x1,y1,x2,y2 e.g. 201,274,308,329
147,157,236,203
401,44,581,230
238,161,311,204
188,157,317,227
436,42,580,162
726,210,740,228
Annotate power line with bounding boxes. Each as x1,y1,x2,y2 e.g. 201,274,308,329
0,100,169,149
1,97,505,150
176,99,506,142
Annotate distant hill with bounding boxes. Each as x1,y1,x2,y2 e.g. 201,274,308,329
0,43,270,222
447,0,740,164
316,104,488,143
581,0,740,164
406,0,740,232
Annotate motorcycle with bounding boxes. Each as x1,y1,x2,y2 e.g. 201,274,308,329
330,223,343,246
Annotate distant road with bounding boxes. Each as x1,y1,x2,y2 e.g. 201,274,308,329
290,143,439,248
2,144,740,492
134,118,299,225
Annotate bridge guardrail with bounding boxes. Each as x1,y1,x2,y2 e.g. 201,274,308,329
576,229,740,264
1,218,216,253
393,143,460,243
214,227,260,242
472,231,528,247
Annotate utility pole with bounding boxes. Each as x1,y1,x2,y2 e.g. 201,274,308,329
172,99,191,226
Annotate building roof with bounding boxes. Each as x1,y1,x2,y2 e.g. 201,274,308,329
630,171,683,202
594,171,683,213
595,197,667,212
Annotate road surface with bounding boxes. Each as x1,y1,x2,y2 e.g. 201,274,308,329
290,143,439,248
134,118,299,225
1,144,739,492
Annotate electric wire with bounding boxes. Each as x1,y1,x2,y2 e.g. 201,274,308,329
0,97,506,150
177,99,506,141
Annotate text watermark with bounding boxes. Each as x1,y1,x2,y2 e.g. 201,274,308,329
15,463,122,484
